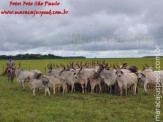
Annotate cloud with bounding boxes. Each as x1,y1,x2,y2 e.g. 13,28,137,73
0,0,162,58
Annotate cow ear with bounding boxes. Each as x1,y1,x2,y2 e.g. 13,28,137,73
141,73,146,77
135,72,138,76
121,71,124,75
116,71,118,74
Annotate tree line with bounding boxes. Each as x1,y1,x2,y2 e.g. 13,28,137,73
0,54,86,60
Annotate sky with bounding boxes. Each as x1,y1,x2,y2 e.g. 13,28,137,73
0,0,162,58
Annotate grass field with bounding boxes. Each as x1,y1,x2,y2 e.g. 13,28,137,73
0,58,162,121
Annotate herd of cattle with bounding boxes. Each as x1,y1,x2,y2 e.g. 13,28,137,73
5,61,163,96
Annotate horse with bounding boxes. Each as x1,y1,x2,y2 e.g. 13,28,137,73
6,67,15,83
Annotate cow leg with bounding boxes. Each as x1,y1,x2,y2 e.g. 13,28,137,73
99,84,102,93
144,82,148,95
48,88,50,96
63,84,68,93
44,88,47,96
71,83,74,93
58,86,61,92
119,87,122,96
32,88,35,96
109,86,112,94
53,86,56,95
118,82,123,96
45,87,50,96
21,80,25,91
91,84,95,93
85,82,87,92
161,81,163,94
132,85,135,95
136,86,138,94
74,84,76,92
81,84,84,93
133,83,137,95
63,85,65,94
125,87,127,96
112,85,116,94
127,87,130,94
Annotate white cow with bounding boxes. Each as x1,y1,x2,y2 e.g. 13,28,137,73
25,76,50,96
116,68,138,95
14,69,42,91
59,69,79,92
137,70,163,94
45,75,67,95
73,67,96,93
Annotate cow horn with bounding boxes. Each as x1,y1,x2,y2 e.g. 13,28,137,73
102,60,105,65
113,64,117,69
52,64,55,69
97,61,99,64
56,64,59,68
47,64,50,69
105,63,108,68
79,67,83,73
116,62,120,68
77,63,80,68
80,62,83,67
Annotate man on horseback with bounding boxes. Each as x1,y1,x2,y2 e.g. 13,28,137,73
3,57,15,83
3,57,15,75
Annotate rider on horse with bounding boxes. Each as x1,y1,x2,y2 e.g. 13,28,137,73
3,57,15,75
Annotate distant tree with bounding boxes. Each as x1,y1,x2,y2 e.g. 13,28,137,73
0,54,86,60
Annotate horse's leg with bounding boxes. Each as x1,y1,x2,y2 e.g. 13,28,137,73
11,76,13,83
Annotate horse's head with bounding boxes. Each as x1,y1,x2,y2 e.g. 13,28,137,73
7,67,15,75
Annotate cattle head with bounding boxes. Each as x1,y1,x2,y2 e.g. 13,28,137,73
116,69,124,77
73,67,83,79
47,64,55,74
94,64,101,72
73,72,78,79
59,66,66,75
135,70,146,80
145,63,154,70
97,64,104,74
122,63,128,69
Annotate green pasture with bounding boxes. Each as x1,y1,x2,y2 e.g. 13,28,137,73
0,58,162,74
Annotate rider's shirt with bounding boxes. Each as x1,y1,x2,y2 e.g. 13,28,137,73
7,60,14,68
